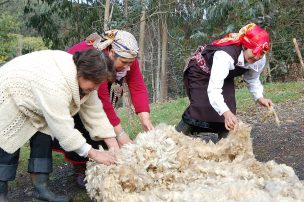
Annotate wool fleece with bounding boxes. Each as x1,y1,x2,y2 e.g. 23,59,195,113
86,123,304,202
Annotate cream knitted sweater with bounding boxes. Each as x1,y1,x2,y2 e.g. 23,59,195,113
0,50,116,154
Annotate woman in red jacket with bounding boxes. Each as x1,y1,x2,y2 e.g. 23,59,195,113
53,30,153,187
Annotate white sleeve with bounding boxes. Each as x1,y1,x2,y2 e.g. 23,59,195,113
244,56,266,100
207,51,235,115
74,143,92,157
32,88,87,152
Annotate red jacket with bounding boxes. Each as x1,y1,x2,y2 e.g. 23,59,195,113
67,41,150,126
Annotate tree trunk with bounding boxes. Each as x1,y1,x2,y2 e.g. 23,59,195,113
160,15,168,101
292,38,304,74
123,0,128,17
16,35,23,56
139,1,146,72
96,0,103,30
103,0,110,31
149,19,156,102
156,16,161,102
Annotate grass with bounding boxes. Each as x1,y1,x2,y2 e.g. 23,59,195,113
121,81,304,137
236,81,304,111
117,98,189,139
12,81,304,200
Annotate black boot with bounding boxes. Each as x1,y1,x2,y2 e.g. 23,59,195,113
0,181,8,202
31,173,68,202
73,164,86,189
217,131,229,141
175,119,194,135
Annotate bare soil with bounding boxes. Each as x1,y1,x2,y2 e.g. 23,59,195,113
8,98,304,202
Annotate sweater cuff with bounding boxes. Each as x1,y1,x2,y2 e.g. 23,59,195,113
59,130,86,152
253,93,264,101
134,106,150,114
74,143,92,157
109,117,121,127
218,105,230,116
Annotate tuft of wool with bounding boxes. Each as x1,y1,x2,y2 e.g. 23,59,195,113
86,123,304,202
261,106,281,126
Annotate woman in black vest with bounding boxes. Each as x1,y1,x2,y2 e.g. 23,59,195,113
176,23,273,140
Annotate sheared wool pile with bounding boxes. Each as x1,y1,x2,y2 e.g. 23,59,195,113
85,123,304,202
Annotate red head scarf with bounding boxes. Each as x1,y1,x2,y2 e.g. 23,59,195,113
211,23,270,56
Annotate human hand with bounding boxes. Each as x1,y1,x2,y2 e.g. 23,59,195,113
223,110,238,130
138,112,154,131
257,97,273,108
85,32,101,45
116,130,133,147
88,148,116,165
114,124,133,146
103,137,120,152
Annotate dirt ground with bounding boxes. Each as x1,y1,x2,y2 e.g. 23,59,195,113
8,98,304,202
243,97,304,180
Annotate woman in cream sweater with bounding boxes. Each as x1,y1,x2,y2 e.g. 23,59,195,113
0,49,118,202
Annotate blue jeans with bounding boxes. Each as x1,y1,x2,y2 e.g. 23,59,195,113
0,132,53,181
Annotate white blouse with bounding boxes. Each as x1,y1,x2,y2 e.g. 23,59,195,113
207,50,265,116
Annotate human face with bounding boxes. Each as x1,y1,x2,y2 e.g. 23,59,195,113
78,76,99,97
243,48,265,64
109,50,135,72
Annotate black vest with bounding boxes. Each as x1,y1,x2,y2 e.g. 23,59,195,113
183,44,249,125
202,44,248,77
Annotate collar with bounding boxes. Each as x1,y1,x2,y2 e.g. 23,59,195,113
236,51,245,67
236,50,260,72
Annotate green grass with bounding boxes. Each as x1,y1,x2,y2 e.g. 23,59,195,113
121,81,304,137
236,81,304,111
117,98,189,139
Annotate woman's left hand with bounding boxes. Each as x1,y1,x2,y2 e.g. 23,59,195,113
138,112,154,131
116,131,133,146
113,124,133,146
257,97,273,108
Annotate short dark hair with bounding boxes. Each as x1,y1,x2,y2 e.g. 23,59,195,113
73,49,115,84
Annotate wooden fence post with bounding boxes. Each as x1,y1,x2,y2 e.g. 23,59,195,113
292,38,304,74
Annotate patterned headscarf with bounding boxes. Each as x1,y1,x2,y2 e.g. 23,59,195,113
86,30,139,59
211,23,270,56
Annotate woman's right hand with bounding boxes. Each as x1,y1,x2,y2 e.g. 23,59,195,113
223,110,238,130
87,148,116,165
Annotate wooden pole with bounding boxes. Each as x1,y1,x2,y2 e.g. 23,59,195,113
265,50,272,83
292,38,304,73
103,0,110,31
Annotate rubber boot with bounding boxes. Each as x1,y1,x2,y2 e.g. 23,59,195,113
73,164,86,189
0,181,8,202
175,119,194,135
31,173,69,202
218,131,229,141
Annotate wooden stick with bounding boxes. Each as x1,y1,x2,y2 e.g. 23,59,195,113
292,38,304,73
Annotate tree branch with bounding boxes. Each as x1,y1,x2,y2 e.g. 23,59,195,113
0,0,10,6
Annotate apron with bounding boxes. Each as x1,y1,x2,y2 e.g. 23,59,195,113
183,45,248,124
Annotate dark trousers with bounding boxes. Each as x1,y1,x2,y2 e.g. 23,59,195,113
0,132,53,182
176,117,229,141
52,114,107,164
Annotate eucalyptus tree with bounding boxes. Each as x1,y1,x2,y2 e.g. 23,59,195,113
24,0,102,49
0,14,19,63
266,0,304,79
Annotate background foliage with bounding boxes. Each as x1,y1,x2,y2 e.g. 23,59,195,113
0,0,303,99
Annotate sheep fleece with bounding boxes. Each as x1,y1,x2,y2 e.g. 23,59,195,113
86,123,304,202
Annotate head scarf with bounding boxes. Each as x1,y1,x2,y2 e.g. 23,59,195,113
211,23,270,56
86,30,139,59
